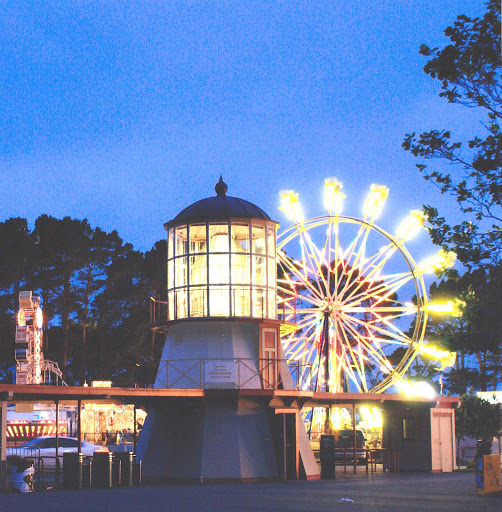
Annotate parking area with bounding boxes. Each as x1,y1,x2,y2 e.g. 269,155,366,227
0,472,501,512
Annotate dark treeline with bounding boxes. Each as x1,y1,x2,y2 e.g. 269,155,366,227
0,215,167,386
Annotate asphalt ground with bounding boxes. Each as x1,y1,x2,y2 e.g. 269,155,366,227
1,472,501,512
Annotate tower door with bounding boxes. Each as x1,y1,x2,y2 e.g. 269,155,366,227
261,328,278,389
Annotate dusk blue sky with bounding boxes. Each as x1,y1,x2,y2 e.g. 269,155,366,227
0,1,485,258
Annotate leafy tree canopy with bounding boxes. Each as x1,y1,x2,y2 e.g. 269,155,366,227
403,1,502,395
455,393,502,455
403,0,501,268
0,215,166,387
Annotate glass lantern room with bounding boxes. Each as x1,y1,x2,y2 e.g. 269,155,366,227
165,179,278,321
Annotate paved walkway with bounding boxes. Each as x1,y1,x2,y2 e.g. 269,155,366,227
1,472,501,512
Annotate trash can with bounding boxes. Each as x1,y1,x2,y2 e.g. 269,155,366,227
8,456,35,493
92,451,113,488
63,452,83,489
114,452,134,487
320,434,336,480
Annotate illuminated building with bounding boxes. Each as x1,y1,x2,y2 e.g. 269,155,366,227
137,178,319,481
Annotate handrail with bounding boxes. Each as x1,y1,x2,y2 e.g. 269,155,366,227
367,448,400,473
155,358,312,391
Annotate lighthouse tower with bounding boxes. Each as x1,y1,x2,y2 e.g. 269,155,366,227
137,178,317,482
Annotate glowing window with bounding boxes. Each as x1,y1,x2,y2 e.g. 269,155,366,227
209,254,230,284
252,287,266,318
175,226,187,257
252,225,265,254
231,254,250,284
209,224,229,252
209,286,230,316
175,257,187,287
168,260,174,288
231,224,250,252
175,290,187,318
190,287,207,317
253,256,266,285
267,227,275,257
168,291,175,320
268,258,276,287
168,229,174,259
190,224,207,254
190,255,207,285
232,286,251,317
268,290,277,318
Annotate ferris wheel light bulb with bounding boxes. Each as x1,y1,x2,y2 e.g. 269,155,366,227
395,379,414,395
413,382,436,399
418,344,450,359
363,184,389,219
426,301,454,314
427,299,466,316
279,190,304,222
396,210,427,241
324,177,345,214
419,249,457,273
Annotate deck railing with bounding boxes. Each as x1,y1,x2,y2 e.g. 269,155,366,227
155,358,312,391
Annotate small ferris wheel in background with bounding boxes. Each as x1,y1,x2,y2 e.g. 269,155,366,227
277,178,458,395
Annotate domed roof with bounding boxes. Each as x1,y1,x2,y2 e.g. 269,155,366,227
165,177,275,229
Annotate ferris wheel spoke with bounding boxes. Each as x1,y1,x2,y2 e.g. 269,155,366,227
293,223,328,297
327,219,337,301
341,222,370,269
334,318,368,391
292,313,320,334
350,220,377,272
277,275,322,304
278,255,326,303
339,315,400,381
341,247,413,303
279,206,428,395
277,286,321,310
289,336,317,362
366,309,418,325
335,225,372,302
311,240,333,301
343,305,416,316
338,315,387,367
345,312,412,346
344,270,415,308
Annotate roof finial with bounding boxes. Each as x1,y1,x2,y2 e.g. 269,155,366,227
215,176,228,197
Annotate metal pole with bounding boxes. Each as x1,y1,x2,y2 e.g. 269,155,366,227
77,399,82,452
55,400,59,484
0,400,6,462
282,414,287,481
322,312,330,391
133,405,137,454
352,401,357,474
0,400,6,491
322,313,331,433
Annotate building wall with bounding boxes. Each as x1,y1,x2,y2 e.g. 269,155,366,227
154,320,261,389
382,402,433,472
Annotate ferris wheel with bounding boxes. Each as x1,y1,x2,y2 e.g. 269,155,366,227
277,179,456,394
